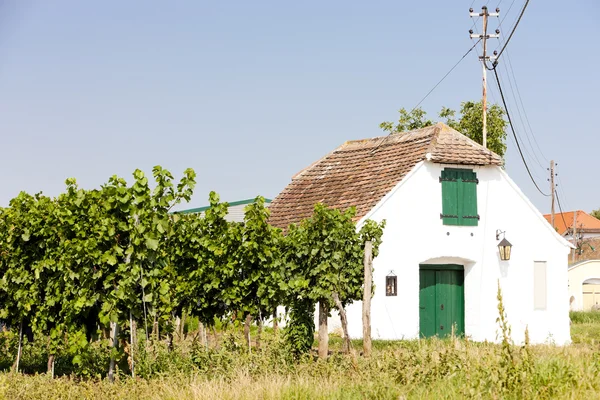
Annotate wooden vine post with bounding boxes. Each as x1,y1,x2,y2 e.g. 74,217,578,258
47,354,55,378
108,321,119,382
318,302,329,359
362,240,373,357
130,311,135,378
14,321,23,373
244,314,252,353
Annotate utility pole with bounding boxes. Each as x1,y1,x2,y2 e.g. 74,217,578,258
550,160,555,229
470,6,500,149
572,212,578,264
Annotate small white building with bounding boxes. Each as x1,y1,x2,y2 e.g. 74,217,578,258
269,123,573,344
568,260,600,311
177,198,272,223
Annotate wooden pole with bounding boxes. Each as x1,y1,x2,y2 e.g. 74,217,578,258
257,317,263,350
318,302,329,359
273,309,278,333
108,321,119,382
481,7,489,149
180,313,186,340
244,314,252,353
362,241,373,357
572,212,578,264
130,311,135,378
199,322,206,348
47,354,55,378
550,160,555,229
333,292,351,354
14,321,23,373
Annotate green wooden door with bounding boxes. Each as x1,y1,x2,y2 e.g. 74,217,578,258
419,266,464,338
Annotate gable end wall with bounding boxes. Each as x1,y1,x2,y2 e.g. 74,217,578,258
334,161,570,344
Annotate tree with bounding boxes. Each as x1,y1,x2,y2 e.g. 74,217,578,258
282,204,385,358
0,192,55,371
591,209,600,220
234,197,283,348
380,101,508,158
170,192,239,337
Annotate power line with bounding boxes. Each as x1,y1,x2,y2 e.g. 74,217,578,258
495,0,529,62
556,172,571,211
498,0,517,41
372,40,482,155
555,190,569,231
484,0,549,181
471,2,551,198
494,5,549,165
494,67,545,181
492,68,550,197
498,55,545,169
408,39,481,113
503,50,549,163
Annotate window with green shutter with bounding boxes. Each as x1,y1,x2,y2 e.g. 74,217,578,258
440,168,479,226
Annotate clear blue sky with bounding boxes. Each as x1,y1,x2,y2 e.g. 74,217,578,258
1,1,598,214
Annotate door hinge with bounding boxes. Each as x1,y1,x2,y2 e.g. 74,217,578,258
439,177,457,182
463,178,479,184
462,215,480,220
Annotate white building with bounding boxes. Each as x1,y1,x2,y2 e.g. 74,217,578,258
177,198,272,223
568,260,600,311
269,123,573,345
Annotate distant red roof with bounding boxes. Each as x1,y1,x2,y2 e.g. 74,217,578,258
543,210,600,236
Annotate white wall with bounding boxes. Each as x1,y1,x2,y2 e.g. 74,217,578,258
568,260,600,311
327,161,571,345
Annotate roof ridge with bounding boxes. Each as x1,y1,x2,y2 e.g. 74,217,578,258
424,123,443,156
268,122,503,228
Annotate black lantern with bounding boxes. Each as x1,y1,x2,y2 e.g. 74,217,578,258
386,271,397,296
496,230,512,261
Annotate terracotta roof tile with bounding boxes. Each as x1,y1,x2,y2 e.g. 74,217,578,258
543,210,600,236
269,123,503,229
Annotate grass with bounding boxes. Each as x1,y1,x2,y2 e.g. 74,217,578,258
570,310,600,324
2,313,600,399
570,310,600,346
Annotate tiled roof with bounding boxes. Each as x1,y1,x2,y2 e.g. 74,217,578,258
268,123,503,229
543,210,600,236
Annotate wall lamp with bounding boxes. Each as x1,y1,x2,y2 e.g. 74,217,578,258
496,230,512,261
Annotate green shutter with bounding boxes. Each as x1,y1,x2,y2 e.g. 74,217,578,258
441,169,459,225
440,168,478,227
459,169,478,226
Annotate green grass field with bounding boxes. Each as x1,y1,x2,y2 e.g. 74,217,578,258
2,313,600,399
